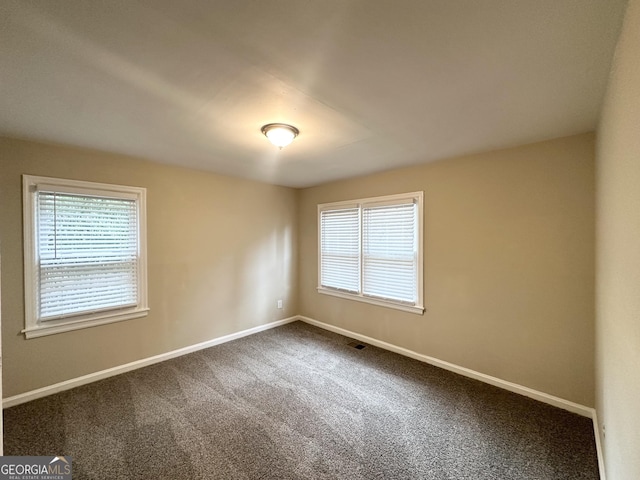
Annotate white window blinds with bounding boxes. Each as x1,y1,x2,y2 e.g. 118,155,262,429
37,191,139,321
318,192,423,313
320,208,360,292
362,202,417,303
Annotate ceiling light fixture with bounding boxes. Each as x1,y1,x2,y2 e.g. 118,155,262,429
261,123,299,149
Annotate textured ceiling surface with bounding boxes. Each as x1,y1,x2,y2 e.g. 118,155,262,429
0,0,628,187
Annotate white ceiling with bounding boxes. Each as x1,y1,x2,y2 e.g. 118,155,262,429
0,0,628,187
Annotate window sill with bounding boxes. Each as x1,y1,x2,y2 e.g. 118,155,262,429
23,308,150,339
317,287,424,315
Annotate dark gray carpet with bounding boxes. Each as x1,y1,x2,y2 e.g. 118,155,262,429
4,321,599,479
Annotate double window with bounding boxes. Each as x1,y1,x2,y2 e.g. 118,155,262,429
318,192,424,314
22,175,148,338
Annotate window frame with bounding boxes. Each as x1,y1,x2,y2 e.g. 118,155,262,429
22,175,149,339
317,191,424,315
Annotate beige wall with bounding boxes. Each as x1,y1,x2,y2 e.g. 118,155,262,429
299,133,595,406
0,132,599,411
596,0,640,477
0,137,297,397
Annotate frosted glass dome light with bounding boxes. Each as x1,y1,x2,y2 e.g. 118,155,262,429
261,123,299,149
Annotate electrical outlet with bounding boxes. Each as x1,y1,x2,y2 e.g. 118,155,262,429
277,299,283,309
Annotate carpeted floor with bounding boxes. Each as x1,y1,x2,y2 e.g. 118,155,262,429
4,321,599,479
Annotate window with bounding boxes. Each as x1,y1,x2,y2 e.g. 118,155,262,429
23,175,148,338
318,192,424,314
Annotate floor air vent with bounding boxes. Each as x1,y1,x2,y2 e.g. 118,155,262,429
347,341,367,350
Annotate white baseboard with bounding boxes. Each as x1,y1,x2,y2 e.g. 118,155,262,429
592,410,607,480
3,313,606,476
2,316,298,409
298,315,610,475
297,315,595,418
